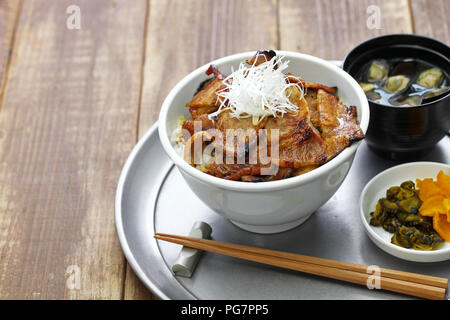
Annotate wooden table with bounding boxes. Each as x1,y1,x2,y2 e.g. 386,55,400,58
0,0,448,300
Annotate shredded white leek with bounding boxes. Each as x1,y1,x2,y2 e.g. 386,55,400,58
208,55,304,125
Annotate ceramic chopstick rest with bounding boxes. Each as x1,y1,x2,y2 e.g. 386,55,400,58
171,221,212,277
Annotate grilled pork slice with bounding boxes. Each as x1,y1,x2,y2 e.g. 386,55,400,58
286,74,337,94
276,119,327,168
216,110,262,131
214,110,261,160
189,105,218,119
264,112,302,141
317,89,364,161
204,163,264,180
186,64,226,112
304,89,320,130
186,77,225,110
268,86,327,168
264,85,308,142
246,50,276,66
182,113,216,138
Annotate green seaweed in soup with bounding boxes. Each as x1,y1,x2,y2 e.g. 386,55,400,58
357,58,449,107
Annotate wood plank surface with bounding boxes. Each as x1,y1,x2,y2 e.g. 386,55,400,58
0,0,443,300
128,0,416,300
125,0,278,300
279,0,413,60
0,0,147,299
137,0,278,137
0,0,22,99
410,0,450,44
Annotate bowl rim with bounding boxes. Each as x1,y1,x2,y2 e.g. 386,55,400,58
359,161,450,260
343,33,450,110
158,50,370,192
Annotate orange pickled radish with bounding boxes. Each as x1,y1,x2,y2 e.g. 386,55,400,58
444,199,450,222
420,195,446,216
433,213,450,241
437,170,450,197
416,178,443,200
417,170,450,241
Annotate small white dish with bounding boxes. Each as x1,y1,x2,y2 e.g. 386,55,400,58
360,162,450,262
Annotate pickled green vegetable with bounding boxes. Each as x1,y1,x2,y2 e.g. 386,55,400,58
369,180,444,251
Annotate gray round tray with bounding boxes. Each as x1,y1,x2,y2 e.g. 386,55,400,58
115,122,450,300
115,62,450,300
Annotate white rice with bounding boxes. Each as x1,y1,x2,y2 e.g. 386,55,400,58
170,116,186,157
170,116,212,171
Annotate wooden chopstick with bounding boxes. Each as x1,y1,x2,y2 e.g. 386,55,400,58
156,232,447,289
154,233,448,300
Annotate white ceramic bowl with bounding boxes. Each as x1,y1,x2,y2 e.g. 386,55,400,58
360,162,450,262
158,51,370,233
